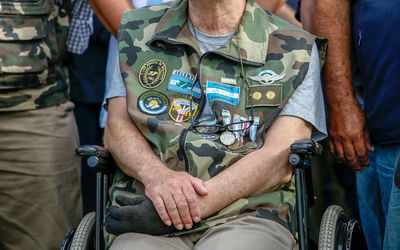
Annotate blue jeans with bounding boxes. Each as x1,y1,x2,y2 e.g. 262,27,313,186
384,168,400,250
356,145,400,250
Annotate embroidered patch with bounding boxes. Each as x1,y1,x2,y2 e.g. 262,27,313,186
138,91,169,115
139,59,167,89
206,81,240,105
169,98,198,122
168,70,201,98
247,84,283,107
248,70,286,85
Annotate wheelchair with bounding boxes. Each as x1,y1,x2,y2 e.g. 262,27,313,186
60,139,367,250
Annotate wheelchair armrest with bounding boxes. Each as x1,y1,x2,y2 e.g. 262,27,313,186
290,139,323,156
76,145,116,173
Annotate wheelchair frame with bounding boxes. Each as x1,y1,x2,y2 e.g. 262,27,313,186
61,139,367,250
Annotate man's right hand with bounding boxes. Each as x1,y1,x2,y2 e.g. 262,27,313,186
327,101,374,172
142,167,208,231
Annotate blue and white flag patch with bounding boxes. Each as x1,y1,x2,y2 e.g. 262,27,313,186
168,70,201,98
206,81,240,105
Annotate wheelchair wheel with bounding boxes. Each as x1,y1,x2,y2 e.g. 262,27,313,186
318,205,367,250
69,212,96,250
318,205,347,250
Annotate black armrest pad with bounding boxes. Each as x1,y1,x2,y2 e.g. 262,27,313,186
290,139,323,156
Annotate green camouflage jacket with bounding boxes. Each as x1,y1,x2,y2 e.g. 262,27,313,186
0,0,71,111
109,0,327,243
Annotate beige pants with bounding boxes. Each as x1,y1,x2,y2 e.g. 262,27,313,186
110,216,298,250
0,102,82,250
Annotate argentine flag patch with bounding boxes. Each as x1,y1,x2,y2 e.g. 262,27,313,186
168,70,201,98
206,81,240,105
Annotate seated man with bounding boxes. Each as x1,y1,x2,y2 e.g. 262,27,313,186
103,0,327,249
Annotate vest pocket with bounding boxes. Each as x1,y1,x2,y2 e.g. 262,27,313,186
0,8,57,90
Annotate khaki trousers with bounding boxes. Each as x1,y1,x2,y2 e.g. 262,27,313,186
110,216,298,250
0,101,82,250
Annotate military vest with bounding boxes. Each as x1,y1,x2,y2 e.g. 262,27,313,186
0,0,71,111
110,0,327,243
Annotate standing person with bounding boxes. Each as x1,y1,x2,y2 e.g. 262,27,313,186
101,0,327,248
302,0,400,249
0,1,82,250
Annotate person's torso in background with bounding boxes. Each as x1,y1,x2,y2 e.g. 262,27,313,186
352,0,400,145
0,0,71,112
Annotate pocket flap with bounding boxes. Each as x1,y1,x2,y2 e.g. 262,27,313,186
0,40,48,74
0,16,47,41
0,0,54,15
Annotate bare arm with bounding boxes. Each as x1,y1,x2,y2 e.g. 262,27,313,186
104,97,208,231
89,0,134,37
256,0,286,13
198,115,312,218
276,4,302,28
301,0,373,172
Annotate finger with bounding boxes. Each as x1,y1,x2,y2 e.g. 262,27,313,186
353,138,370,168
162,194,184,230
105,214,124,235
152,195,172,227
364,130,375,152
191,176,208,196
182,185,201,223
342,142,361,173
333,140,345,163
115,194,143,206
328,139,336,156
173,190,193,229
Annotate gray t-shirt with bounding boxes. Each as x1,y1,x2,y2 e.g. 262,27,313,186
105,21,327,140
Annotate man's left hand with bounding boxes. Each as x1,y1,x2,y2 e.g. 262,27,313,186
105,195,178,235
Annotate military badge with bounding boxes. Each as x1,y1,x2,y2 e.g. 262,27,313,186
169,98,198,122
247,85,283,107
168,70,201,98
221,77,237,85
138,91,169,115
248,70,286,85
206,81,240,105
139,59,167,89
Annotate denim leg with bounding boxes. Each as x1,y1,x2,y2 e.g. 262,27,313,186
375,146,400,217
356,150,385,250
383,145,400,250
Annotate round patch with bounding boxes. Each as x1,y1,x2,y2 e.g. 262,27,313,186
138,91,169,115
139,59,167,89
266,91,276,100
252,91,262,100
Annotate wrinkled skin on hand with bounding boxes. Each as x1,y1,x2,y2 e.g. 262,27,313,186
327,101,374,172
106,195,179,236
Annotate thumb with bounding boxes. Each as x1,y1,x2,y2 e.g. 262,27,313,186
190,176,208,196
115,194,144,206
364,130,375,152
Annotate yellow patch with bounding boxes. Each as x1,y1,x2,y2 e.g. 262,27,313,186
139,59,167,89
266,91,276,100
252,91,262,100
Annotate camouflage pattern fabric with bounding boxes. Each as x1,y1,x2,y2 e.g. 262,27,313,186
0,0,71,111
109,0,327,245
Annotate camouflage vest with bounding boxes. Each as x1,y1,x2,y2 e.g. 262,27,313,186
110,0,327,243
0,0,71,111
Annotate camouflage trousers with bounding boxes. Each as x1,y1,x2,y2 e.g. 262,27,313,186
0,101,82,250
110,216,298,250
